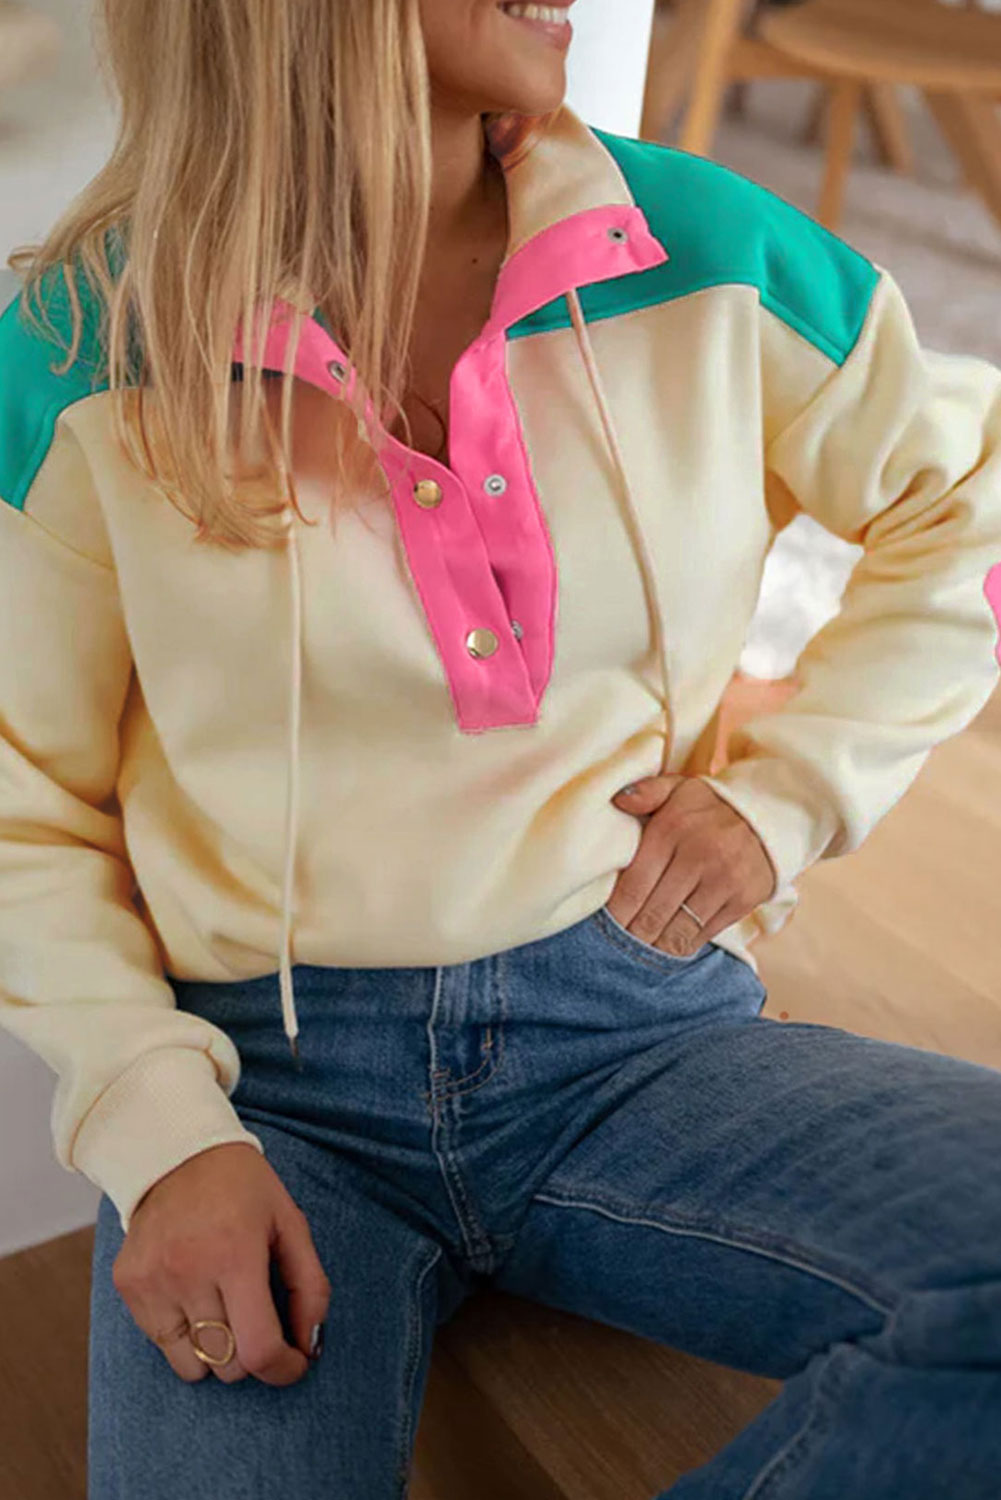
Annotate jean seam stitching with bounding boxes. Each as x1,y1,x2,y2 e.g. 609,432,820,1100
741,1343,855,1500
438,1051,493,1095
531,1188,899,1317
440,1029,502,1094
440,953,509,1097
434,1101,494,1260
396,1241,442,1496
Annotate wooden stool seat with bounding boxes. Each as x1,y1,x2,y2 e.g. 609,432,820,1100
754,0,1001,232
757,0,1001,95
644,0,1001,238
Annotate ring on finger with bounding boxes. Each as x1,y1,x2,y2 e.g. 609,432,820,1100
188,1318,238,1367
664,898,709,954
678,900,705,929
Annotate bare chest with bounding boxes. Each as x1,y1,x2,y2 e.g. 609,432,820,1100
390,259,505,463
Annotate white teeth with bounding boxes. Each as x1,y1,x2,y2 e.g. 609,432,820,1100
502,4,567,23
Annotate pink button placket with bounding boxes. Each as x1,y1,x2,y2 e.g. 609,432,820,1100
232,205,669,733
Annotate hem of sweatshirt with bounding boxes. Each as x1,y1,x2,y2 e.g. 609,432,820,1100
70,1046,266,1234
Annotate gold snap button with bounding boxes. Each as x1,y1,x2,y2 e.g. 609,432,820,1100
466,628,499,659
413,479,443,509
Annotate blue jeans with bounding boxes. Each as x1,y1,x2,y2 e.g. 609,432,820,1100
88,908,1001,1498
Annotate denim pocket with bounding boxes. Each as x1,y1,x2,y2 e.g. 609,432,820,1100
590,905,710,971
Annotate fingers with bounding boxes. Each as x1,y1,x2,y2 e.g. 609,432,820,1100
607,813,735,952
182,1303,250,1384
144,1305,212,1383
608,772,773,950
635,868,727,953
221,1232,311,1387
611,774,684,813
611,858,725,954
110,1144,328,1389
132,1286,249,1384
114,1234,287,1386
268,1195,332,1365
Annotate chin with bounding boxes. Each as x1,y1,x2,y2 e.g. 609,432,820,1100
507,85,566,117
496,52,568,114
475,33,570,119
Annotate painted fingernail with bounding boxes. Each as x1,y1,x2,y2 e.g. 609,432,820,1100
308,1322,325,1361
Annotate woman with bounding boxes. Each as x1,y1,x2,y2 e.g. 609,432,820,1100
2,1,1001,1495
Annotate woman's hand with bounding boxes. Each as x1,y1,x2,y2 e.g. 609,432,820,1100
608,774,777,956
112,1141,331,1386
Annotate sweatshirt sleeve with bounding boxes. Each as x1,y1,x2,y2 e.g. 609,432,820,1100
695,264,1001,905
0,402,265,1235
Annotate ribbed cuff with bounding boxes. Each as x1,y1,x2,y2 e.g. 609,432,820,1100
71,1046,266,1234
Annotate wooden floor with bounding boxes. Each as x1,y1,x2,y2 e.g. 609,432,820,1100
3,679,1000,1500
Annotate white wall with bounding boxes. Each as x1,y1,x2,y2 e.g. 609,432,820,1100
0,2,658,1257
565,0,657,137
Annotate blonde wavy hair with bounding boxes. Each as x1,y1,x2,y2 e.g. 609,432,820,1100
6,0,528,551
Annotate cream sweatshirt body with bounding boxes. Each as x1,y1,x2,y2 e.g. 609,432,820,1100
2,104,1000,1232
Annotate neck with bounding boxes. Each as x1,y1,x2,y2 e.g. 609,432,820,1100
427,106,506,246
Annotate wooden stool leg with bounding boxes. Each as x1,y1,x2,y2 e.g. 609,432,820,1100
641,0,710,142
678,0,752,157
802,83,829,148
922,89,1001,240
819,78,862,231
864,83,915,175
805,84,912,175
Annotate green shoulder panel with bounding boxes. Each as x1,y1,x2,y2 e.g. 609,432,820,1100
0,261,111,512
508,127,880,366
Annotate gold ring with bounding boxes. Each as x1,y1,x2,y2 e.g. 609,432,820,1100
188,1318,237,1367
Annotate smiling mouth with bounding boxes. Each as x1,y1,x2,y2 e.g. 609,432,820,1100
498,3,574,45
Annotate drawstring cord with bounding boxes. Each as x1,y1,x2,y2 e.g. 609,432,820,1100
566,288,674,778
276,289,676,1065
281,516,304,1067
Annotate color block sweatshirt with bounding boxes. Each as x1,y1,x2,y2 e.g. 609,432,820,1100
2,104,1001,1234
